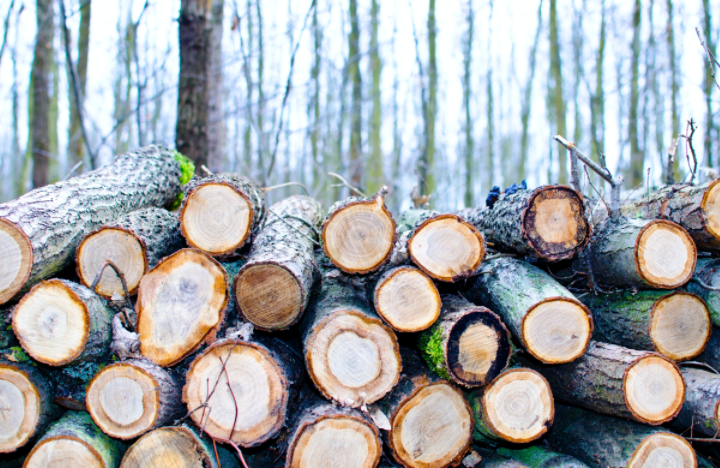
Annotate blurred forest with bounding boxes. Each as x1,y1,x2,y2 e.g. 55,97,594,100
0,0,719,212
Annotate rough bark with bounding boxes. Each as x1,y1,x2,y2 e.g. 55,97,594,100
348,0,363,186
628,0,642,186
698,327,720,370
686,258,720,326
464,257,592,364
549,0,567,184
67,0,92,170
235,195,322,330
496,446,591,468
207,0,225,172
0,145,189,304
29,0,54,189
670,367,720,438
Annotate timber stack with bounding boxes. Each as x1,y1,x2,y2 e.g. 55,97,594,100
1,143,720,468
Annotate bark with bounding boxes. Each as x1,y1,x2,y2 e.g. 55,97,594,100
703,0,716,169
45,360,105,411
462,0,474,206
423,0,437,196
484,1,494,195
698,326,720,370
367,0,383,194
473,449,530,468
667,0,680,181
549,0,567,184
496,446,591,468
688,259,720,327
348,0,362,187
671,368,720,438
235,195,322,330
519,1,543,182
628,0,643,186
207,0,226,172
0,145,189,304
590,0,606,163
67,0,91,170
29,0,54,189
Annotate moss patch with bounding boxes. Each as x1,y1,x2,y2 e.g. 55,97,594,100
418,326,451,380
7,346,35,365
169,150,195,210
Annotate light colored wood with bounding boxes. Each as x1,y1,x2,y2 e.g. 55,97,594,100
25,437,105,468
459,323,500,376
120,426,225,468
390,382,472,468
181,183,251,254
703,179,720,240
530,195,581,245
625,355,685,423
522,298,592,364
628,432,696,468
636,221,696,289
0,219,32,304
77,229,145,297
0,366,39,452
650,293,711,361
374,266,440,332
235,264,302,330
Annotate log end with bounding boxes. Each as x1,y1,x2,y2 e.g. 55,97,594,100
25,436,105,468
375,267,441,332
235,263,304,330
522,298,592,364
650,292,711,361
636,220,697,289
408,214,485,282
388,382,473,468
120,426,215,468
627,432,696,468
0,365,41,453
0,218,32,305
702,178,720,241
624,355,685,425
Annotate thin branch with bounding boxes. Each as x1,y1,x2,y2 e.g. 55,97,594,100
678,360,720,374
327,172,367,198
697,27,720,93
684,119,698,183
211,436,250,468
264,182,310,196
218,356,239,442
63,161,83,180
265,208,320,246
690,276,720,291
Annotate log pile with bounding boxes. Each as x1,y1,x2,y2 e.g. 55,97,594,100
2,144,720,468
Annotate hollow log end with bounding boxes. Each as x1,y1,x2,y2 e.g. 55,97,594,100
635,220,697,289
0,218,32,305
0,364,41,453
120,426,215,468
627,432,696,468
624,354,685,425
702,179,720,241
650,292,711,361
375,267,441,333
235,263,304,331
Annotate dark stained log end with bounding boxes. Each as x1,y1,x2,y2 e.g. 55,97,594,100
374,266,441,332
650,292,711,361
628,432,696,468
0,218,32,305
235,263,304,330
522,297,592,364
635,220,697,289
702,179,720,241
624,354,685,425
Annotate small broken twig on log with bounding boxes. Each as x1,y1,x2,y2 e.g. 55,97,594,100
666,137,680,185
684,119,698,184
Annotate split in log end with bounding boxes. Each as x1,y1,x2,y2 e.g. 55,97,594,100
0,218,32,305
235,264,304,330
636,220,696,289
375,267,441,332
702,179,720,241
625,355,685,424
627,432,696,468
0,365,40,453
650,292,711,361
522,298,592,364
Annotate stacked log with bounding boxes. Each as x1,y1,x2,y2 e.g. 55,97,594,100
686,258,720,325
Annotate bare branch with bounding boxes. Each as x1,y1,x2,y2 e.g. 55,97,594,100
328,172,367,198
264,182,310,196
696,27,720,93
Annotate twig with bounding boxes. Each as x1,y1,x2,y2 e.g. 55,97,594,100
219,356,239,442
63,161,83,181
211,436,250,468
696,27,720,93
646,167,651,218
90,261,134,331
201,165,214,176
327,172,367,198
584,166,609,217
684,119,698,183
263,182,310,196
265,208,320,246
212,439,222,468
678,361,720,374
690,277,720,291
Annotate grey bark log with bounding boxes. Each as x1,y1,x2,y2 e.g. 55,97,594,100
687,258,720,326
672,367,720,438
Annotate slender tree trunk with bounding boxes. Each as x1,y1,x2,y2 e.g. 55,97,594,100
572,1,585,149
391,20,402,212
519,0,543,183
628,0,643,186
348,0,362,187
590,0,605,164
667,0,680,179
549,0,567,183
243,0,253,174
10,7,21,199
255,0,265,183
67,1,91,173
462,0,474,207
423,0,437,197
367,0,383,194
642,0,655,173
486,0,494,192
48,40,59,183
29,0,54,189
207,0,225,171
703,0,716,169
311,2,321,189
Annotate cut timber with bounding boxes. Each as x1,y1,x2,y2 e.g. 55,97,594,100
399,210,485,282
621,180,720,251
182,336,301,447
672,368,720,438
0,361,60,453
546,404,697,468
24,411,124,468
417,295,511,387
76,207,185,299
235,195,323,330
462,185,590,261
136,248,228,367
497,446,591,468
322,190,396,274
12,279,112,366
86,359,181,440
698,328,720,370
300,274,401,406
0,145,189,305
686,258,720,326
369,265,440,332
285,403,382,468
582,290,711,361
522,341,685,425
464,257,592,364
588,216,697,289
179,173,264,256
119,425,239,468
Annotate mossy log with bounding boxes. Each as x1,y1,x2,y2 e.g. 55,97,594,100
545,404,697,468
12,279,112,366
235,195,323,330
417,295,510,387
24,411,124,468
0,145,189,305
496,446,591,468
522,341,685,425
464,257,592,364
671,367,720,438
76,207,185,299
581,290,711,361
473,448,530,468
179,173,265,256
686,258,720,327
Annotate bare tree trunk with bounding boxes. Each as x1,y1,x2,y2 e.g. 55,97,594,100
310,2,321,189
243,0,253,174
628,0,643,186
462,0,474,207
590,0,606,165
572,1,585,150
549,0,567,184
666,0,680,180
10,6,22,199
367,0,383,194
255,0,266,184
207,0,225,172
391,19,402,212
485,0,494,193
67,1,91,173
519,0,543,183
30,0,54,189
703,0,716,169
348,0,362,187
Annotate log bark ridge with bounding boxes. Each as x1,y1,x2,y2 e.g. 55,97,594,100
464,257,592,364
179,173,265,256
698,328,720,370
672,367,720,438
496,446,591,468
0,145,188,305
76,207,185,299
235,195,323,330
686,258,720,326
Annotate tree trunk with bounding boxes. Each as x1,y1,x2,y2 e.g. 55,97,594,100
86,358,182,440
367,0,383,194
703,0,716,170
417,295,510,387
467,367,554,443
581,290,711,361
462,0,475,206
76,207,185,299
207,0,225,172
136,248,228,367
522,341,685,425
628,0,642,187
687,259,720,327
24,411,124,468
464,257,592,364
0,145,190,305
348,0,362,187
235,195,322,330
179,173,265,256
12,279,112,366
497,446,591,468
461,185,590,261
667,0,681,181
549,0,567,184
545,404,696,468
671,367,720,438
519,1,543,182
29,0,54,189
322,190,396,274
67,0,91,171
423,0,437,197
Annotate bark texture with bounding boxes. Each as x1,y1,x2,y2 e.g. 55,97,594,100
496,446,591,468
687,258,720,326
698,328,720,370
672,367,720,438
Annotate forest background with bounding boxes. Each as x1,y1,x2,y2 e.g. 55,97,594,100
0,0,718,213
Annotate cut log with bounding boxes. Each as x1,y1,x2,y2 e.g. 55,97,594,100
24,411,124,468
587,216,697,289
698,327,720,370
300,274,401,406
467,367,553,443
0,360,60,453
0,145,191,305
136,248,228,367
522,341,685,425
671,368,720,438
496,446,591,468
399,210,485,282
368,265,441,332
179,173,265,256
461,185,590,261
464,257,592,364
686,258,720,327
621,180,720,251
86,359,182,440
76,207,185,299
12,279,112,366
417,295,511,387
234,195,322,330
322,190,396,274
546,404,697,468
119,425,239,468
182,336,301,447
472,448,530,468
581,290,711,361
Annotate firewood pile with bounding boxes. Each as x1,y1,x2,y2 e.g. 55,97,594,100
2,144,720,468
